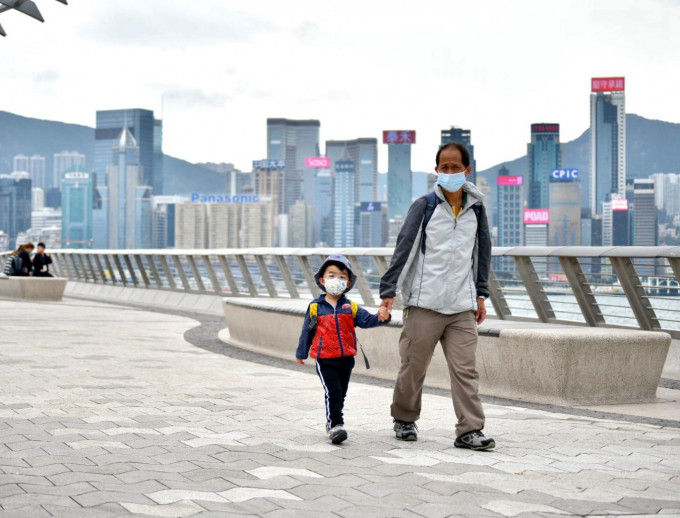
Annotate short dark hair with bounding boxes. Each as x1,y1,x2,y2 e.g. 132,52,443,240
320,260,350,278
436,142,470,168
37,242,46,248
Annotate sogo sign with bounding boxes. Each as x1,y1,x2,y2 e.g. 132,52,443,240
524,208,550,225
306,157,331,168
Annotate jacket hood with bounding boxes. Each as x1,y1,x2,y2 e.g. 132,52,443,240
434,181,485,204
314,254,357,294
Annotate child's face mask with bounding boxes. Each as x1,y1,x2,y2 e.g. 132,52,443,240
324,278,347,296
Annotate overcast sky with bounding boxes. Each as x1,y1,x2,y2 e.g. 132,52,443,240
2,0,679,173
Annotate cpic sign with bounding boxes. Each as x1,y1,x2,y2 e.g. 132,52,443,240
551,169,579,182
306,157,331,168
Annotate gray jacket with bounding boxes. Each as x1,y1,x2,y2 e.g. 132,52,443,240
379,182,491,315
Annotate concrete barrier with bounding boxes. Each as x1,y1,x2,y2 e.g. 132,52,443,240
221,298,671,406
0,277,68,301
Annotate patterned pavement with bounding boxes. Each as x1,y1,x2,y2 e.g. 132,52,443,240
0,298,679,518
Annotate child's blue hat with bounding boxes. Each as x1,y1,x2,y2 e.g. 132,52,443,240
314,255,357,294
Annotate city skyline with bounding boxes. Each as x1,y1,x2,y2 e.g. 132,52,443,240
2,0,679,174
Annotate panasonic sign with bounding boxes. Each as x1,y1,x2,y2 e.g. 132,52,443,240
551,169,579,182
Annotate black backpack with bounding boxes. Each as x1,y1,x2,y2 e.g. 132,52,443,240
420,191,483,253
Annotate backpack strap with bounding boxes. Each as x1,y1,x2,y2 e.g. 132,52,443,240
350,300,358,319
420,191,441,254
310,302,318,318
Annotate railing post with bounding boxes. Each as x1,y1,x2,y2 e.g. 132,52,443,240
487,269,511,320
52,253,66,278
133,254,150,288
158,255,177,290
145,254,163,289
77,254,91,282
186,255,206,292
668,257,680,285
104,255,117,285
275,255,299,298
172,255,191,291
348,255,375,306
217,255,240,296
201,255,221,293
610,256,660,331
122,255,139,287
235,254,258,296
94,254,107,284
559,256,605,327
513,256,556,323
68,254,82,281
255,255,277,297
297,255,319,298
112,254,128,286
84,254,98,283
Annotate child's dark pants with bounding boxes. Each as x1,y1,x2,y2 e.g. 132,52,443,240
315,356,355,428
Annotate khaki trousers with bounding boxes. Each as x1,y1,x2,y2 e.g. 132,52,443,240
391,306,485,437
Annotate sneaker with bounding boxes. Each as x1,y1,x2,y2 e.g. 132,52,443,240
393,420,418,441
327,425,348,444
454,430,495,450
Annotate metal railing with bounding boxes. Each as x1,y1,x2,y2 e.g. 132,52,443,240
3,246,680,338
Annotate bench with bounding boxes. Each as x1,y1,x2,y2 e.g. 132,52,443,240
0,277,68,301
220,298,671,406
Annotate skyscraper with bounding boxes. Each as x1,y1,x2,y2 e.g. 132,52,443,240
266,118,320,214
549,169,581,246
633,179,657,246
289,200,313,248
0,174,31,246
61,167,95,249
384,130,415,220
175,203,208,249
152,196,186,249
95,109,161,191
496,166,524,247
13,154,46,190
590,77,626,215
354,202,385,247
207,203,240,249
334,160,355,247
53,151,87,190
527,123,560,209
441,126,476,184
326,138,378,202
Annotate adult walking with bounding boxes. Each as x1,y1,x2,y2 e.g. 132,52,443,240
4,243,34,277
32,242,53,277
378,142,495,450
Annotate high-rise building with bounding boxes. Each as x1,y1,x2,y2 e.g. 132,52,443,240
528,123,560,209
13,154,46,190
105,128,152,249
590,77,626,215
32,188,44,211
334,160,355,247
266,118,320,214
61,168,95,248
240,202,275,248
326,138,378,202
312,169,333,246
289,200,313,248
207,203,240,249
412,171,430,200
496,166,524,247
175,203,208,249
53,151,87,190
0,174,31,246
95,109,160,191
650,173,680,217
151,196,186,249
441,126,476,183
384,130,415,220
31,207,61,232
603,197,630,246
354,202,385,247
549,169,581,246
633,179,657,246
12,155,29,173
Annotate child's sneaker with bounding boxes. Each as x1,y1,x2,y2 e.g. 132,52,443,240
326,424,348,444
454,430,495,450
393,420,418,441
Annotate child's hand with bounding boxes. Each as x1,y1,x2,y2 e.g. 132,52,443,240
378,306,390,322
296,358,305,365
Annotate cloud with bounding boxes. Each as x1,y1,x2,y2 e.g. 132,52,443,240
163,89,228,108
33,70,60,84
79,2,274,47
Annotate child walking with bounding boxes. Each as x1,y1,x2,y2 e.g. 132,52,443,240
296,255,391,444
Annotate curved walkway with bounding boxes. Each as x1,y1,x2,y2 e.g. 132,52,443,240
0,298,679,518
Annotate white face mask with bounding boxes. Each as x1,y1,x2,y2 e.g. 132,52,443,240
324,278,347,296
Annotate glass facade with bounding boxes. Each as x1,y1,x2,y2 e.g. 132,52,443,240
386,144,412,220
527,124,560,209
0,176,31,246
496,166,523,247
333,160,355,247
61,167,94,248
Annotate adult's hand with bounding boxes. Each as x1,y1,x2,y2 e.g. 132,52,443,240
379,297,394,321
476,298,487,325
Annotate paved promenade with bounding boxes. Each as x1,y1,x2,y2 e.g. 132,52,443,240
1,298,679,518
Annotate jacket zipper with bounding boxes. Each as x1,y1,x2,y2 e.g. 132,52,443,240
334,305,345,357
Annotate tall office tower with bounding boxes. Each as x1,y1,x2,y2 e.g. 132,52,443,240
0,174,31,246
253,160,283,213
31,207,62,233
53,151,87,190
441,126,476,184
153,118,164,195
602,196,630,246
384,130,415,220
289,200,313,247
354,202,385,247
92,185,109,248
175,203,208,249
633,179,657,246
32,188,45,210
590,77,626,214
105,128,152,249
496,166,524,247
28,155,47,191
377,172,387,202
207,203,240,249
13,155,29,173
411,171,430,200
549,171,581,246
650,173,680,217
326,138,378,202
95,109,158,189
151,196,186,249
241,202,275,248
61,168,95,249
266,118,320,214
527,124,560,209
334,160,355,247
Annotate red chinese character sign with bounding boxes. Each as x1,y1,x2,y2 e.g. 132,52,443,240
383,130,416,144
591,77,625,92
